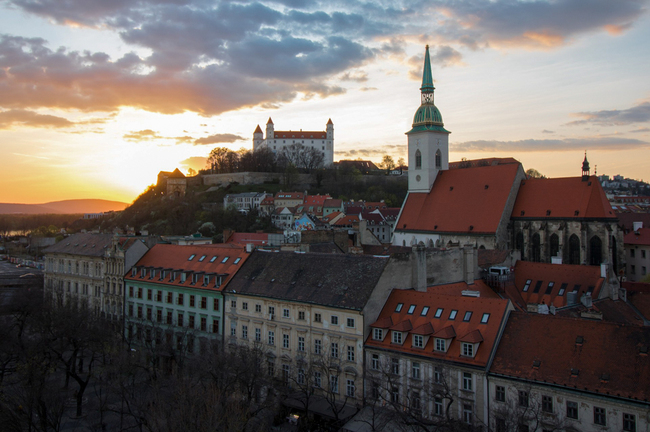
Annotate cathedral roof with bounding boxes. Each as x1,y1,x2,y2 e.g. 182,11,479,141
511,175,616,220
396,162,522,235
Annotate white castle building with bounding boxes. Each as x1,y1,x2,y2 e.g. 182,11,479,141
253,118,334,166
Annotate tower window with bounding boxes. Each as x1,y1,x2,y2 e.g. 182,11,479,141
415,150,422,170
435,149,441,168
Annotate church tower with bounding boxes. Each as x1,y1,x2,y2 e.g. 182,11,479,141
581,151,590,181
407,45,450,193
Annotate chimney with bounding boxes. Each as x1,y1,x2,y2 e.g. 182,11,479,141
633,221,643,232
245,243,254,253
580,293,593,308
462,245,477,284
412,244,427,292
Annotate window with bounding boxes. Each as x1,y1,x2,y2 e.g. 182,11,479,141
255,328,261,342
391,358,399,374
434,366,442,383
314,313,321,323
331,342,339,358
566,401,578,419
147,289,152,300
347,318,355,327
545,281,555,295
297,368,305,385
463,311,473,321
230,325,236,336
481,313,490,323
346,379,355,397
267,360,274,376
255,304,261,313
189,295,195,307
462,372,472,391
533,280,543,293
234,257,241,264
210,255,218,262
268,306,275,316
188,315,195,328
413,334,424,348
373,328,383,340
558,283,568,296
137,288,143,299
177,313,183,327
331,315,339,325
421,306,429,316
435,338,446,352
213,298,219,310
200,317,207,331
434,308,443,318
221,257,229,263
643,250,647,259
392,331,403,344
407,304,416,314
298,336,305,352
395,303,403,312
415,149,422,169
188,254,195,261
298,311,305,320
630,249,636,258
242,302,248,310
391,387,399,404
462,343,474,357
347,346,355,362
283,334,290,349
496,385,505,402
177,293,183,305
156,290,162,302
519,391,529,407
167,310,173,325
463,404,473,424
631,265,636,274
434,396,443,416
330,375,339,393
623,413,636,432
372,354,380,370
314,371,321,388
314,339,322,354
542,395,553,413
268,331,275,345
594,407,606,426
283,308,290,318
449,310,457,320
231,300,236,309
156,309,162,322
411,362,421,379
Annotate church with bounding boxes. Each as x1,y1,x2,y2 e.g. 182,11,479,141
393,46,624,272
253,117,334,166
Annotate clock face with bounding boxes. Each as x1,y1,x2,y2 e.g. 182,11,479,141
416,175,421,182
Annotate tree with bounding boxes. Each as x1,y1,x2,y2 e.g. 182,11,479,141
380,155,396,172
525,168,545,179
187,168,197,176
397,157,406,168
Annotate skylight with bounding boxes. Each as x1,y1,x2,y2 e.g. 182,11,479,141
234,257,241,264
449,310,457,320
221,257,229,263
533,281,543,293
198,255,206,262
523,279,532,292
558,283,568,296
395,303,403,312
434,308,443,318
545,282,554,295
481,313,490,324
407,305,416,314
463,311,473,322
188,254,196,261
210,256,218,263
421,306,429,316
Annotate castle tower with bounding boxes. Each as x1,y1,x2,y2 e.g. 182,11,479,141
406,45,451,193
582,151,590,181
253,125,263,151
326,118,334,140
266,117,274,141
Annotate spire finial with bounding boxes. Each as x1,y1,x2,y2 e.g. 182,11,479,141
582,150,590,181
421,45,435,94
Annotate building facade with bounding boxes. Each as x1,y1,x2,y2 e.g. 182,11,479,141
625,225,650,282
253,118,334,166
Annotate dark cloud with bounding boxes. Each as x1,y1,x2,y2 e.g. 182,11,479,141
0,109,74,129
436,0,646,48
451,137,649,152
340,70,368,82
194,133,245,145
567,101,650,126
631,127,650,133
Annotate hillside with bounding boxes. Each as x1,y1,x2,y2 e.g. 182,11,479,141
0,199,129,215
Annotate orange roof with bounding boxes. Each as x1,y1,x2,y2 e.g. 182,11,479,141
428,279,501,298
225,233,269,245
513,260,604,308
448,157,520,169
275,192,304,200
396,163,522,234
625,227,650,245
125,244,250,291
334,215,359,226
254,125,262,133
491,312,650,402
304,194,331,205
274,131,326,139
366,289,510,367
512,175,616,220
624,282,650,321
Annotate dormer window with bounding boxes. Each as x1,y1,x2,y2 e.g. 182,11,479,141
140,268,146,278
203,275,210,286
392,331,403,344
131,268,137,277
435,338,447,352
373,328,383,340
462,342,476,357
413,334,424,348
149,269,155,279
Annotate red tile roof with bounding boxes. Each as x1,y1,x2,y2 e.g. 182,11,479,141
458,329,484,343
333,215,359,226
556,298,646,326
616,213,650,233
513,261,604,308
225,233,269,245
366,288,510,367
125,244,250,291
512,175,616,220
391,319,413,331
428,279,502,298
448,157,520,169
274,131,327,139
625,227,650,245
491,312,650,402
396,163,522,234
324,198,342,208
304,195,331,205
624,281,650,321
254,125,262,133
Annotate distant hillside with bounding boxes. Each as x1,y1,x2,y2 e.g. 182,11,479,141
0,199,129,215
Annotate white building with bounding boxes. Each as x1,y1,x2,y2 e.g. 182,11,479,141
253,118,334,166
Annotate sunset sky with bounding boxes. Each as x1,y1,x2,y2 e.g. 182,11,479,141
1,0,649,204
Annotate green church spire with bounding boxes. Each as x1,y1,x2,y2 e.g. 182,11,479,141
420,44,435,95
407,45,449,134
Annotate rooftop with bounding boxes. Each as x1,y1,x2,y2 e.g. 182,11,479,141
44,233,113,257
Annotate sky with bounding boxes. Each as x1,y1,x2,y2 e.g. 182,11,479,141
1,0,649,204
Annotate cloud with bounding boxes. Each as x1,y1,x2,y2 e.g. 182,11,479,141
431,45,463,67
631,127,650,133
336,144,405,159
567,101,650,126
451,136,649,152
340,70,368,82
194,133,245,145
541,129,555,134
0,109,74,129
360,87,378,92
436,0,646,49
123,129,163,141
179,156,208,171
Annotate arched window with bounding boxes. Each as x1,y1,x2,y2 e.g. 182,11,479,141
415,150,422,170
589,236,602,266
435,150,441,168
531,233,541,262
550,233,560,259
568,234,580,265
516,232,524,260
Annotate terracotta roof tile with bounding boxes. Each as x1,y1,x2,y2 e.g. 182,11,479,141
514,261,604,308
491,312,650,402
433,325,456,338
556,298,646,326
44,233,113,257
624,281,650,321
512,175,616,220
396,163,522,234
411,322,434,335
371,316,393,329
458,329,484,343
390,319,413,331
625,227,650,245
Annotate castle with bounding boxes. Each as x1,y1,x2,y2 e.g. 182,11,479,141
253,117,334,166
